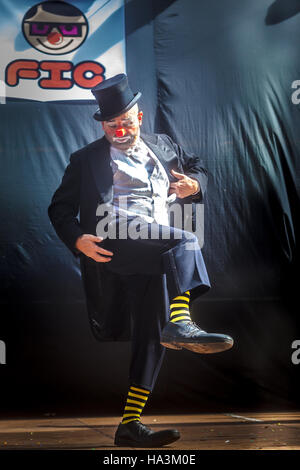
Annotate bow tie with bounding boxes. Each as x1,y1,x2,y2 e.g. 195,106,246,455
124,139,144,156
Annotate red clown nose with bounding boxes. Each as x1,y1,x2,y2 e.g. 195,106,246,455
47,31,63,44
115,128,126,137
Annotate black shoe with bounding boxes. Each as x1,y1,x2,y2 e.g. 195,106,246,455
114,420,180,447
160,321,234,354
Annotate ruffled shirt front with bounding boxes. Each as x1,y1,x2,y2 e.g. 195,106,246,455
110,138,171,226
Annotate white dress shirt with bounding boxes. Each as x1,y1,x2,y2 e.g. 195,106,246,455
110,138,171,226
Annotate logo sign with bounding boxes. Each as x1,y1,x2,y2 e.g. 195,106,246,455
2,0,126,101
22,2,89,55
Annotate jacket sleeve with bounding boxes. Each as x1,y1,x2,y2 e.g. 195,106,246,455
48,152,85,257
160,134,208,202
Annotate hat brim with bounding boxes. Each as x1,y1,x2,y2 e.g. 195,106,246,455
93,92,142,122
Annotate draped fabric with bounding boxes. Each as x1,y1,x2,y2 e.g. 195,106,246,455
0,0,299,413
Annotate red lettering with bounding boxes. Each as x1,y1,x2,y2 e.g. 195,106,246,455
39,61,72,89
5,60,39,86
73,61,104,88
5,59,106,91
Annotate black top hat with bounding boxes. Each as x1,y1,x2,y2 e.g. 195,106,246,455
91,74,142,121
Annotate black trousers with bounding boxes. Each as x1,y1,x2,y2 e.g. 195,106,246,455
100,217,211,391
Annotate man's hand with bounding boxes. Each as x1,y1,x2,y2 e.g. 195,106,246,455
75,234,113,262
169,169,199,198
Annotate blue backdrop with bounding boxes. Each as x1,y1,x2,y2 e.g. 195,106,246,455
0,0,300,415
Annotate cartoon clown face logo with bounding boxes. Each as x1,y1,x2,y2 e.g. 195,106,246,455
22,1,88,55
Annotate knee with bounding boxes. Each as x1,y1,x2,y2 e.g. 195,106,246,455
175,229,198,245
181,230,198,243
167,228,199,250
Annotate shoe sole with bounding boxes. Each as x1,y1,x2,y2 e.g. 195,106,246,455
115,434,181,448
161,339,233,354
178,339,233,354
160,341,182,350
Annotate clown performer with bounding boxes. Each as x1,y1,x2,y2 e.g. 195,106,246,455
48,74,234,447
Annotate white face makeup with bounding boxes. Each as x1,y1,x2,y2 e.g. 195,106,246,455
102,105,143,151
106,117,136,144
113,136,133,144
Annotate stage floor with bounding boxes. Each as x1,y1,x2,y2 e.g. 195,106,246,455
0,412,299,450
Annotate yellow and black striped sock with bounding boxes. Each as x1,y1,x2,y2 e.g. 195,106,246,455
121,385,150,425
169,290,192,323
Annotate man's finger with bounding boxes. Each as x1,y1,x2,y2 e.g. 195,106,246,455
93,254,112,263
169,187,179,194
83,234,103,242
96,247,114,256
171,169,185,179
92,235,104,241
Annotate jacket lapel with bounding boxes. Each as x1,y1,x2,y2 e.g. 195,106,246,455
141,134,177,182
87,136,114,203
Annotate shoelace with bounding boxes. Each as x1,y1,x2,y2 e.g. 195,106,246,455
136,422,152,436
189,321,206,332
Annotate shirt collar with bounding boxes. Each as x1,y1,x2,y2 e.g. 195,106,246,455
110,137,147,157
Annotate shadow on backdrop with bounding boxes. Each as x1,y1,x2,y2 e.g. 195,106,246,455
265,0,300,24
125,0,177,35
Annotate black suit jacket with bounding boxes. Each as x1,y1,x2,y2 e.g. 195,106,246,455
48,133,208,341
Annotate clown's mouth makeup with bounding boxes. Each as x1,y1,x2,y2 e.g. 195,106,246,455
37,38,74,50
112,136,133,144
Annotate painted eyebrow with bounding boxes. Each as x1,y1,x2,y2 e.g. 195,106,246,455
107,118,134,124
